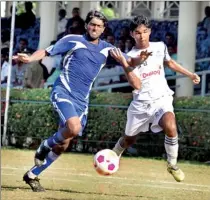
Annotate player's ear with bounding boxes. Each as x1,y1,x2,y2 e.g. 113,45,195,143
102,26,105,32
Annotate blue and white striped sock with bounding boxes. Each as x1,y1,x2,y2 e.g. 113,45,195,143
164,135,178,166
45,131,65,149
28,151,60,178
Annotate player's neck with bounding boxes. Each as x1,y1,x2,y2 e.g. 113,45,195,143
90,39,99,44
85,34,100,45
135,42,149,50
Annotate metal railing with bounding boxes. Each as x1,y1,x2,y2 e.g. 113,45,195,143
92,57,210,96
92,70,210,96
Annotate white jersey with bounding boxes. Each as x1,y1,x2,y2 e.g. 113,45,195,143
127,42,174,100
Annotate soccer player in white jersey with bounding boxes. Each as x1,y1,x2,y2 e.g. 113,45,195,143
113,15,200,182
14,11,151,192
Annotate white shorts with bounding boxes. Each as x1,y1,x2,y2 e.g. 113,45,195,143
125,95,174,136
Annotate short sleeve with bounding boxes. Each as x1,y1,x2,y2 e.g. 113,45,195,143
163,43,171,61
45,35,77,56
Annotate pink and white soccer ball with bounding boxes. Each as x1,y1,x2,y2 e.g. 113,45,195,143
93,149,119,175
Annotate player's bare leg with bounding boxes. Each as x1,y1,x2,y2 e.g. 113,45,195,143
113,135,137,157
159,112,185,182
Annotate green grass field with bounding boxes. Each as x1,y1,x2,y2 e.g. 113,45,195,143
1,149,210,200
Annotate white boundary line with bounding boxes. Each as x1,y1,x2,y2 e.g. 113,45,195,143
2,173,210,193
2,166,210,188
2,166,210,192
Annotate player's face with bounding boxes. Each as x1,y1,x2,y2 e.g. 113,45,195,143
86,17,105,40
131,25,151,48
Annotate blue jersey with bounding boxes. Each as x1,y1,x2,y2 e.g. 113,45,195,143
46,34,127,105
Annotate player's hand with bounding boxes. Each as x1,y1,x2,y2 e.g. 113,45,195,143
139,50,152,63
12,53,31,63
110,48,127,66
190,73,200,84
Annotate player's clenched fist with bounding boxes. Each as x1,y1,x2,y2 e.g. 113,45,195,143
190,73,200,85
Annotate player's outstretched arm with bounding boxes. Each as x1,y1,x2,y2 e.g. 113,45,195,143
110,48,141,90
13,49,47,63
165,59,200,84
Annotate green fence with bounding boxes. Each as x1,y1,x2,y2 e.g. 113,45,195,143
1,89,210,162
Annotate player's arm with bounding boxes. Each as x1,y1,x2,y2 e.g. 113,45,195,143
110,48,141,90
165,59,200,84
13,35,76,64
163,42,200,84
13,49,47,63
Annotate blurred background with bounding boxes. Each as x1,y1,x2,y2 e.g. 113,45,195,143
1,1,210,163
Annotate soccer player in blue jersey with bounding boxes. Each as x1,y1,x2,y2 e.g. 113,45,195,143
15,10,151,192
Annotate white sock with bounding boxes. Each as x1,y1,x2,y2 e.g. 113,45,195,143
113,137,125,156
27,170,37,179
164,135,178,166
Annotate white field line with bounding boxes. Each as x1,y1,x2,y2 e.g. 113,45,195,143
2,165,77,171
2,173,210,193
2,166,210,191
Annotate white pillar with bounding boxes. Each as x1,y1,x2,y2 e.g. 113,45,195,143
35,2,40,18
176,2,199,97
80,1,100,20
5,1,13,17
119,2,132,18
151,1,165,19
39,2,59,49
66,1,80,18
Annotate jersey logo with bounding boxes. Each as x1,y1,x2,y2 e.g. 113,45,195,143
142,70,160,78
142,61,147,66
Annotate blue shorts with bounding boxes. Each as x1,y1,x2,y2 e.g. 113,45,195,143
50,90,88,136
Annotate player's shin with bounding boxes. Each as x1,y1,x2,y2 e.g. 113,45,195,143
164,135,178,165
28,151,60,178
113,137,126,157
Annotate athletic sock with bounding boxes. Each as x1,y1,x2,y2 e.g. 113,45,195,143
45,131,65,149
164,135,178,166
113,137,125,156
28,151,60,178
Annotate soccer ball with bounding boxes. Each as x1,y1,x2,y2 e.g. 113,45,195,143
93,149,119,176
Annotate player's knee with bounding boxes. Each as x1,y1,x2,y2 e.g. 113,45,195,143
66,118,82,137
68,125,81,137
165,122,177,137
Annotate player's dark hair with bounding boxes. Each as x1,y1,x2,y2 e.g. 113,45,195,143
130,15,151,32
85,10,108,27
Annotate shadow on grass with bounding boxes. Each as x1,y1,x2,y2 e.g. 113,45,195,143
2,185,158,199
